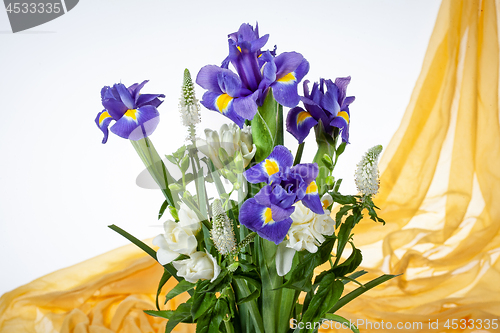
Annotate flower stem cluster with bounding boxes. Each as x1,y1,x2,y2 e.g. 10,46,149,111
355,145,383,197
211,199,237,256
179,69,201,143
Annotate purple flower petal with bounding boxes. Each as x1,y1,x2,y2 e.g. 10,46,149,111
95,110,113,144
200,91,245,128
286,106,318,144
129,80,148,102
102,98,128,120
115,83,135,110
239,198,293,244
110,105,160,140
218,70,242,98
136,94,165,108
334,76,351,104
301,181,324,214
274,52,304,79
196,65,227,94
291,163,319,185
233,91,259,119
330,112,350,143
244,145,294,183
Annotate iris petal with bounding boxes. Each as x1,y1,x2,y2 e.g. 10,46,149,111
102,98,128,120
136,93,165,108
200,91,245,128
286,106,317,144
330,113,350,143
291,163,319,185
233,91,259,120
129,80,148,102
239,198,293,244
115,83,135,110
301,181,324,214
110,105,160,140
95,110,113,144
196,65,227,94
244,145,294,183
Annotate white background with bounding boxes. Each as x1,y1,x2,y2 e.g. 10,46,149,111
0,0,441,295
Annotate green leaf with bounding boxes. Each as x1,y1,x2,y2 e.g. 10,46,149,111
282,237,336,292
169,205,179,221
323,314,359,333
334,178,343,192
191,281,217,320
336,142,347,158
335,205,353,229
107,224,184,287
144,310,173,319
302,275,344,326
174,145,187,159
208,298,229,333
331,247,362,278
155,269,171,310
165,154,178,165
164,280,196,304
251,90,278,162
233,275,261,304
180,155,190,173
329,274,398,314
158,200,169,220
322,154,334,170
165,302,193,333
330,192,357,205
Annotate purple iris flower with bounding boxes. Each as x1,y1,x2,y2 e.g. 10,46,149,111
286,77,354,144
196,23,309,128
95,80,164,144
239,145,323,244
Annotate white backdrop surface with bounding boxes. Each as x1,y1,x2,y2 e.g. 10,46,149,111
0,0,441,295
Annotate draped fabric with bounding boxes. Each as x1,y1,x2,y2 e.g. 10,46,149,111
2,0,500,332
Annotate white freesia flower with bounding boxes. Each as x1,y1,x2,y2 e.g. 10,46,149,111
276,200,335,276
196,123,256,169
289,200,316,225
178,202,202,234
310,210,335,243
153,220,198,265
172,251,221,283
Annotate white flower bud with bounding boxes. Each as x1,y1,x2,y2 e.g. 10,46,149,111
172,251,221,283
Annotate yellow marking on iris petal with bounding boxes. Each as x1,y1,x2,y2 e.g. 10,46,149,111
237,46,242,52
322,200,330,209
337,111,349,124
216,93,233,114
124,109,138,121
306,181,318,194
296,111,312,126
263,207,273,224
98,111,111,125
277,72,296,83
264,159,279,176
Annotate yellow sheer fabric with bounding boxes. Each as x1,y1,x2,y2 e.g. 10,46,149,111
2,0,500,332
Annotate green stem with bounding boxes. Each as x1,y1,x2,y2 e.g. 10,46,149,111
293,142,305,166
257,237,282,333
233,279,265,333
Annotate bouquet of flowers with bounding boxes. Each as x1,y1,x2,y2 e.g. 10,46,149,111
95,23,394,333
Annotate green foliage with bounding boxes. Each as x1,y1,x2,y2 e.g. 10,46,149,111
251,91,280,162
